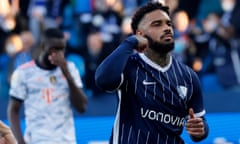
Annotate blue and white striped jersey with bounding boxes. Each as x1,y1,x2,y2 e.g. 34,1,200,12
95,36,206,144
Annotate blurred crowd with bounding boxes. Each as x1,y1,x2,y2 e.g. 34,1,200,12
0,0,240,99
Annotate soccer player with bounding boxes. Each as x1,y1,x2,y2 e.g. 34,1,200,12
95,2,209,144
7,28,87,144
0,120,17,144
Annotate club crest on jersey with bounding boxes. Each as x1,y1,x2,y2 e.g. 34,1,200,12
177,85,187,99
49,76,57,84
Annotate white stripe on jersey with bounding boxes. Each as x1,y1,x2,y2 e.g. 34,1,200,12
144,71,147,98
136,129,141,144
145,131,150,144
165,135,168,144
127,126,132,143
113,90,122,144
120,124,125,144
157,133,160,144
135,67,139,94
158,71,166,102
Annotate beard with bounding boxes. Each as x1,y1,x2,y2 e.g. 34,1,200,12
43,53,57,69
145,35,174,54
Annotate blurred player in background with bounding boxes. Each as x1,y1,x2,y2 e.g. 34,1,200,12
7,28,87,144
95,2,209,144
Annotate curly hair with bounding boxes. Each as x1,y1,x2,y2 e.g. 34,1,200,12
131,2,170,34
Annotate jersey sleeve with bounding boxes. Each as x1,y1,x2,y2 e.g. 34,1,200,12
95,36,138,91
67,61,83,88
188,70,206,118
9,69,27,100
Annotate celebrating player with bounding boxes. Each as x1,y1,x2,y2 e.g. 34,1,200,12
95,2,209,144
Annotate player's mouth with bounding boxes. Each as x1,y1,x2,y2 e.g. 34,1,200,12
162,34,173,41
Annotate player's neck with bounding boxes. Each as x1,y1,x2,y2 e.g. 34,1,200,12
144,51,171,67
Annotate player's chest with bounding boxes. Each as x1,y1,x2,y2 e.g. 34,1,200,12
125,67,192,103
24,71,69,104
25,71,68,90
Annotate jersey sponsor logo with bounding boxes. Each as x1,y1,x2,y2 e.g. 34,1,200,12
41,88,54,104
177,85,188,99
141,107,185,127
142,80,156,85
41,88,66,104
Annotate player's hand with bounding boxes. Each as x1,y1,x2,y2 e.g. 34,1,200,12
48,51,67,68
0,121,17,144
186,108,205,138
134,35,148,52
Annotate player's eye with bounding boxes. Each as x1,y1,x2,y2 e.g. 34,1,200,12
167,21,173,27
151,21,163,26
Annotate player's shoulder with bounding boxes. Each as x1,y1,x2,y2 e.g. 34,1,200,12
173,57,198,76
18,60,36,70
12,60,36,77
126,53,143,68
128,53,141,62
13,60,36,75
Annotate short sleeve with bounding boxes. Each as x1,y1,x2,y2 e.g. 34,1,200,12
9,69,27,100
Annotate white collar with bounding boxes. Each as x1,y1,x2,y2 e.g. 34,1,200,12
138,53,172,72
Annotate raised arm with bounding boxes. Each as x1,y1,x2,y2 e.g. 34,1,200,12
95,36,136,91
60,62,88,113
95,35,148,91
49,51,87,113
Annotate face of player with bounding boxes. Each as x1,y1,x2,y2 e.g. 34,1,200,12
137,9,174,54
42,38,66,69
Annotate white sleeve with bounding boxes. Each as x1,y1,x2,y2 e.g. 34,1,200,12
9,69,27,100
